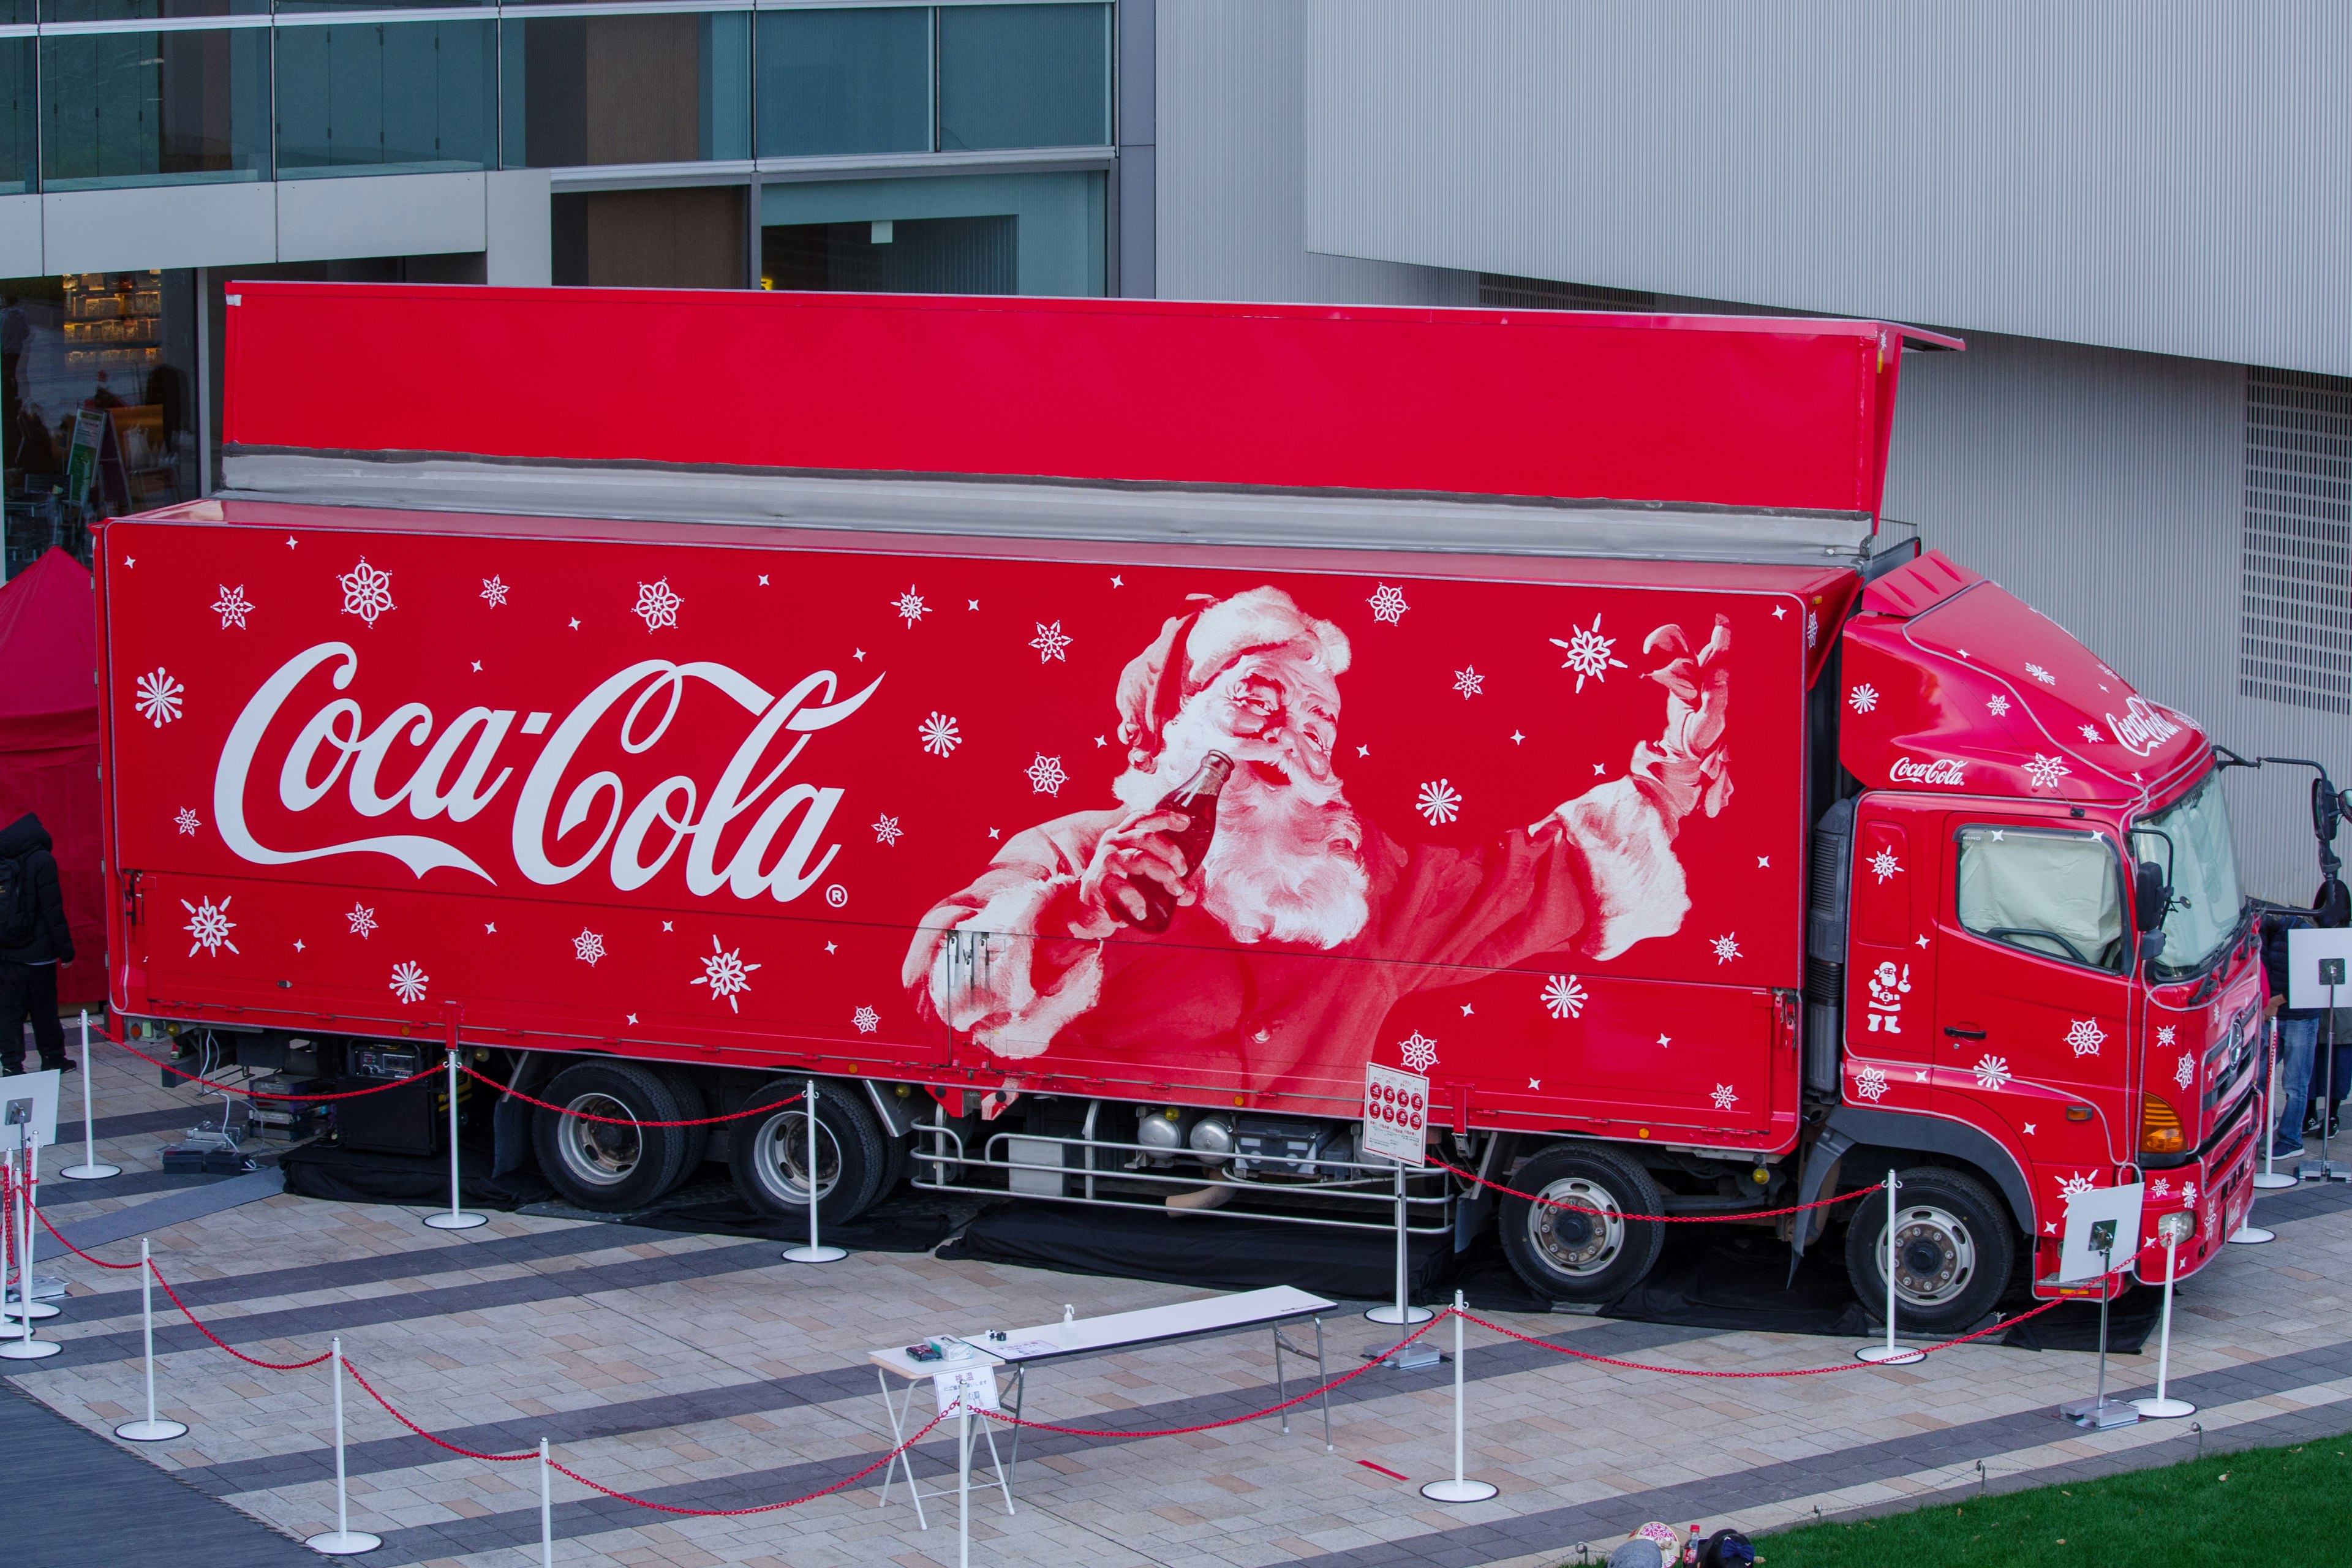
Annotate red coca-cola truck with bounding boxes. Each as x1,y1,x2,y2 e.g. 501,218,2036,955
92,284,2265,1327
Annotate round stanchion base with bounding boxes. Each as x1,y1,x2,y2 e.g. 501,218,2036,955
421,1212,488,1231
1363,1303,1435,1325
304,1530,383,1556
2130,1396,2196,1419
1855,1343,1926,1365
5,1299,62,1321
2253,1171,2299,1191
2226,1224,2276,1245
0,1338,62,1360
115,1418,189,1442
1419,1478,1500,1504
61,1163,121,1181
783,1244,848,1264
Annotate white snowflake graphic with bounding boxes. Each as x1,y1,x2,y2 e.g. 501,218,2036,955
174,807,200,836
873,814,903,846
1549,615,1627,692
2024,753,2071,793
2025,663,2056,685
337,557,395,627
1868,847,1902,884
894,586,930,625
1415,779,1463,824
2078,723,2106,744
1029,621,1072,663
1854,1063,1890,1102
852,1005,881,1035
1986,693,2011,717
211,584,253,630
1710,1084,1739,1110
573,929,606,967
2174,1052,2195,1090
2157,1025,2176,1046
1398,1031,1439,1073
134,668,184,726
1367,584,1410,625
181,895,238,957
690,937,760,1014
1711,933,1742,965
2180,1180,2198,1206
347,903,378,939
919,713,962,757
2057,1170,2098,1198
480,575,510,608
2064,1017,2106,1057
2150,1176,2172,1199
388,961,429,1005
1848,684,1879,715
1541,974,1588,1020
1452,666,1485,699
1025,754,1068,796
1806,610,1820,648
1973,1055,2012,1091
631,578,683,631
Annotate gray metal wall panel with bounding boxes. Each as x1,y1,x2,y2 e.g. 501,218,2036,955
1156,0,1474,306
1887,333,2349,903
1303,1,2352,378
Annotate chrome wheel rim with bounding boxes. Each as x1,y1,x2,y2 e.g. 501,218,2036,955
1882,1201,1977,1306
1529,1177,1627,1276
559,1093,642,1188
755,1110,841,1204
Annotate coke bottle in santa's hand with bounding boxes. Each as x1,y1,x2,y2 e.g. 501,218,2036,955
1123,751,1234,934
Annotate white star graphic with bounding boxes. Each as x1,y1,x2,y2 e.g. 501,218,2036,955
1510,731,1526,744
2023,1123,2036,1135
968,599,981,611
1916,935,1931,948
1460,1003,1475,1016
987,827,1001,840
2045,1221,2058,1235
1757,855,1770,869
470,660,483,672
1656,1033,1671,1048
1357,745,1371,757
626,1013,638,1025
852,647,867,662
484,922,496,933
662,920,674,932
1593,763,1606,775
1772,604,1786,619
568,617,581,630
123,556,134,567
285,536,297,548
824,941,838,954
1528,1077,1541,1090
1109,575,1123,587
758,574,769,586
293,939,305,952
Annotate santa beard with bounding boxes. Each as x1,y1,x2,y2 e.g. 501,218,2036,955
1113,703,1372,949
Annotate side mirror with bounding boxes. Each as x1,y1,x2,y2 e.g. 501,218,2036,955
2133,860,2169,959
2316,777,2343,847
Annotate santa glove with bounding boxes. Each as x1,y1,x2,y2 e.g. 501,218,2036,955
1630,614,1732,829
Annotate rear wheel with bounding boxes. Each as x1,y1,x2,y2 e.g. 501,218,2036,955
530,1061,697,1212
1497,1143,1667,1303
728,1079,888,1226
1843,1166,2014,1335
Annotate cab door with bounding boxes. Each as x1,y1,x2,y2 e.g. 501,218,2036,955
1843,797,1942,1110
1935,816,2135,1184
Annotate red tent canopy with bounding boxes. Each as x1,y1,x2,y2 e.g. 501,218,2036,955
0,548,104,1005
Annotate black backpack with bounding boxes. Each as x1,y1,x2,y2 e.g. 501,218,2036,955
0,853,38,951
1698,1532,1754,1568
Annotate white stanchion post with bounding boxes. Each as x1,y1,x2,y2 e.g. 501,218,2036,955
306,1338,381,1555
784,1081,846,1264
1365,1161,1433,1327
1856,1170,1924,1365
116,1240,187,1441
1,1133,60,1361
2256,1021,2297,1191
423,1046,485,1231
1420,1294,1498,1503
957,1395,972,1568
5,1125,59,1324
2132,1218,2196,1419
62,1011,119,1182
539,1438,554,1567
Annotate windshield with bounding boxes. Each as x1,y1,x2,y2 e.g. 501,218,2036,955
2132,772,2245,978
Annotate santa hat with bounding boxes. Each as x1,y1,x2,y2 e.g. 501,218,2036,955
1114,586,1351,764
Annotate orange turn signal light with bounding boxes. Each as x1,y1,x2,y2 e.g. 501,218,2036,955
2139,1093,2187,1155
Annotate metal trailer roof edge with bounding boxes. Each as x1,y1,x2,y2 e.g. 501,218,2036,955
217,450,1877,567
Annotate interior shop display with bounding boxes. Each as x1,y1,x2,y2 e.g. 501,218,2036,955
86,284,2275,1318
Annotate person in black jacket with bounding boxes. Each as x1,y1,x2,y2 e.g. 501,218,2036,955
0,812,75,1076
2262,911,2323,1156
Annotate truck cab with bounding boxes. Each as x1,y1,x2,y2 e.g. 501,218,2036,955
1816,549,2264,1321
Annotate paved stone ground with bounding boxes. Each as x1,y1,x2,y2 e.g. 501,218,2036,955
9,1038,2352,1568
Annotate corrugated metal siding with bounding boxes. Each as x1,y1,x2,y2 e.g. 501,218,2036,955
1302,0,2352,379
1887,333,2352,902
1155,0,1476,305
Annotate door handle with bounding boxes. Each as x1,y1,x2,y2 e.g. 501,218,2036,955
1943,1025,1987,1041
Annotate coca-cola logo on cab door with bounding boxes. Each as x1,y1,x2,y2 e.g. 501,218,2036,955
1888,756,1967,786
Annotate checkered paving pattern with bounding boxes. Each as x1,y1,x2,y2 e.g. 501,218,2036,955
9,1037,2352,1567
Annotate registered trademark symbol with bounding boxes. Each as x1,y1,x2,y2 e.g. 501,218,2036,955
825,884,848,908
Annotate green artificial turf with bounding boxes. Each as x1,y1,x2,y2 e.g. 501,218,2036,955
1747,1438,2352,1566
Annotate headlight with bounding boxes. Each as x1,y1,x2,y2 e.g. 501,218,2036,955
2158,1208,2196,1245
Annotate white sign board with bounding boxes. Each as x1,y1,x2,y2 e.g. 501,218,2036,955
933,1364,1001,1417
1362,1064,1429,1167
2057,1180,2145,1284
0,1068,60,1152
2286,926,2352,1011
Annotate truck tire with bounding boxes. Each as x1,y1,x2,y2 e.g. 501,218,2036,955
650,1068,712,1182
1497,1144,1668,1304
729,1079,888,1226
1844,1166,2014,1335
531,1061,697,1212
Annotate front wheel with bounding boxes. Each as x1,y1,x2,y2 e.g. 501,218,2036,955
728,1080,888,1226
1842,1166,2015,1335
1496,1143,1667,1303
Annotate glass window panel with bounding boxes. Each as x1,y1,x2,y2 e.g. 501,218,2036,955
500,11,748,168
1956,825,2125,971
759,168,1104,296
755,6,929,159
2,39,32,192
274,19,497,178
40,28,269,190
938,2,1109,151
40,0,264,21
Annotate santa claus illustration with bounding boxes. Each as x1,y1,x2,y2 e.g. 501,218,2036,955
902,586,1730,1087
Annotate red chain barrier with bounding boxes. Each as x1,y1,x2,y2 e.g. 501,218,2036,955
146,1262,334,1370
466,1066,804,1129
1430,1156,1882,1224
34,1205,144,1269
546,1409,952,1518
112,1035,441,1102
342,1361,537,1461
1453,1297,2066,1379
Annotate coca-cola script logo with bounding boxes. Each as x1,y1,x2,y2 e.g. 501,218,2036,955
1889,756,1968,786
2105,695,2185,759
212,643,879,898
